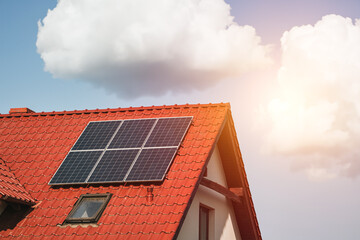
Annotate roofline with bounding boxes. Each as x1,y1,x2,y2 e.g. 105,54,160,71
221,110,262,239
173,107,262,240
173,105,230,239
0,103,231,118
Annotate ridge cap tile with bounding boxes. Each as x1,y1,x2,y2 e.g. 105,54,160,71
0,102,229,118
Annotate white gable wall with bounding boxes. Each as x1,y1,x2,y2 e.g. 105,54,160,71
177,145,241,240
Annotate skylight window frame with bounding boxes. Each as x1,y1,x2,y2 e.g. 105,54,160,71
64,193,112,224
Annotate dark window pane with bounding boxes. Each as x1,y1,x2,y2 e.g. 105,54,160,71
69,198,105,218
199,206,209,240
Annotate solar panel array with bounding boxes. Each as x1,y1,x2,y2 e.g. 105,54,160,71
49,117,192,185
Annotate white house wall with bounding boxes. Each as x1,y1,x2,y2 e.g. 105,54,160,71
177,145,241,240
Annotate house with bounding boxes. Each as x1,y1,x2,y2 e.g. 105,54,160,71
0,103,261,239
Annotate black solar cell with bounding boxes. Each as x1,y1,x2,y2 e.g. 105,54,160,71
88,149,140,182
145,117,192,147
108,119,156,149
72,121,120,150
50,151,103,184
125,148,177,181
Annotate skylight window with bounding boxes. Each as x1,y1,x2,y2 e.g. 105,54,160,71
64,193,112,224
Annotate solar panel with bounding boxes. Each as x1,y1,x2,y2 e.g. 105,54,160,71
72,121,120,150
145,117,192,147
125,148,178,181
49,116,192,185
88,149,140,183
108,119,156,149
50,151,103,184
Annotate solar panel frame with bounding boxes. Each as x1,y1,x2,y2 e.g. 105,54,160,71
49,151,103,185
49,120,124,186
87,149,140,183
145,117,193,147
108,118,156,149
124,116,192,182
49,116,193,185
72,121,121,150
125,147,178,182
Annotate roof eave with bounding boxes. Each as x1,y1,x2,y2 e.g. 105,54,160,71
217,110,262,240
1,195,36,206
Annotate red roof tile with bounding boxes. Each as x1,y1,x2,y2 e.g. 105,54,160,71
0,103,228,239
0,157,36,205
0,103,260,239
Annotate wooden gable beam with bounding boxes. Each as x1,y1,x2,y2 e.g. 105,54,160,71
200,177,243,203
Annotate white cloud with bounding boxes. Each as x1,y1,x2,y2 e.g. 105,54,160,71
37,0,272,98
262,15,360,179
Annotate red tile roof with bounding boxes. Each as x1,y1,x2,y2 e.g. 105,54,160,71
0,103,260,239
0,158,36,205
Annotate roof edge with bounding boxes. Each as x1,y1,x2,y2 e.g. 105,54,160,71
0,103,230,118
1,195,36,206
172,106,229,239
221,109,262,239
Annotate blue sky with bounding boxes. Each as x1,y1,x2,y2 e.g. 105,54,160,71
2,0,359,114
1,1,360,239
1,1,116,113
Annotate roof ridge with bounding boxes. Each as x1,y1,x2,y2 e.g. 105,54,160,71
0,102,230,118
